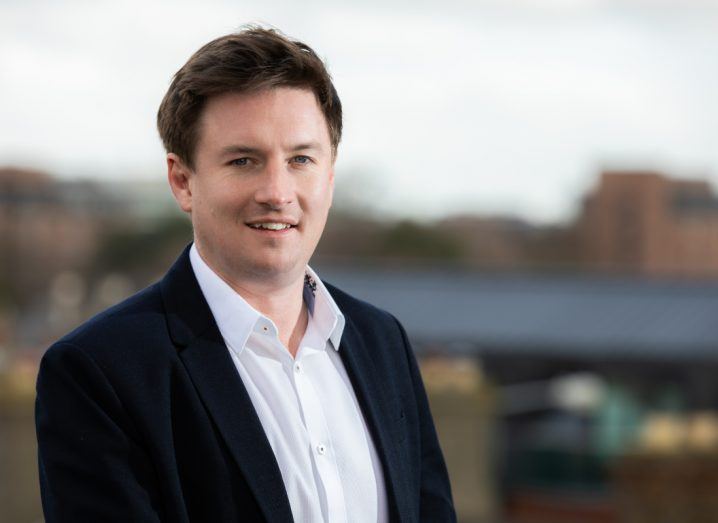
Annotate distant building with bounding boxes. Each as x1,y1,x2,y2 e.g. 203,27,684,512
0,167,112,303
579,170,718,277
0,167,190,351
0,167,179,302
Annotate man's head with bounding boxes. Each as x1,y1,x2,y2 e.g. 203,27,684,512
161,28,341,289
157,27,342,169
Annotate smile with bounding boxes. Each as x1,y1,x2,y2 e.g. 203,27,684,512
247,222,295,231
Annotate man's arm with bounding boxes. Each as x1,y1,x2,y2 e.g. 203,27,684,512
394,317,457,522
35,342,163,522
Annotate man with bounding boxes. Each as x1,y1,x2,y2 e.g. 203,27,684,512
35,27,455,522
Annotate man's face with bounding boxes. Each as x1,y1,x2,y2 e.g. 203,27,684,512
168,87,335,287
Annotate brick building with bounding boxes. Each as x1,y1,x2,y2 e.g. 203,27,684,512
0,168,104,304
579,170,718,277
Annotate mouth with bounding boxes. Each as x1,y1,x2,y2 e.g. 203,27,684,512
248,222,295,231
245,220,298,235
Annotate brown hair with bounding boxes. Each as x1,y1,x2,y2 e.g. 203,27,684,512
157,27,342,168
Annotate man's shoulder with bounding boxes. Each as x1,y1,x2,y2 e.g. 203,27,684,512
47,281,169,364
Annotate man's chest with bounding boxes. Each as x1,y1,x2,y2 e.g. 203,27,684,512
226,327,388,523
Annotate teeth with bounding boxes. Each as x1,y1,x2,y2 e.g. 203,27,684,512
250,222,292,230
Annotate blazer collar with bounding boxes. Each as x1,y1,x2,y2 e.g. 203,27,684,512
159,244,215,347
334,308,412,523
159,245,293,522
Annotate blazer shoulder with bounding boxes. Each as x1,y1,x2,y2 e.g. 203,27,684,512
49,282,167,362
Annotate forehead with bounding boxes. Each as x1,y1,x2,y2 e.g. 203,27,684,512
196,87,331,152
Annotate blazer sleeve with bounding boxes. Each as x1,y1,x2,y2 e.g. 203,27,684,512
393,316,457,522
35,342,163,523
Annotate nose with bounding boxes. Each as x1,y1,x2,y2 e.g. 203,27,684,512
254,161,294,209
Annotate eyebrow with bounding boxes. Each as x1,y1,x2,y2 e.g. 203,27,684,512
219,142,324,157
219,145,262,156
289,142,323,153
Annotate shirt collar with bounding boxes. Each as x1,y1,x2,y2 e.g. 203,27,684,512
304,265,345,351
189,244,345,355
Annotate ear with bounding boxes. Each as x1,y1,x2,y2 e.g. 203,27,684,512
167,153,194,213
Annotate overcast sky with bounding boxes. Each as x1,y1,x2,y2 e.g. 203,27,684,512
1,0,717,223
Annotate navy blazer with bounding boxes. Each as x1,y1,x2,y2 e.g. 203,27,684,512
35,247,456,522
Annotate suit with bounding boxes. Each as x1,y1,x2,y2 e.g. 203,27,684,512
35,246,456,522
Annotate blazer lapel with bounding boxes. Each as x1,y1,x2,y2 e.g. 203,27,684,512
339,317,411,523
160,247,293,523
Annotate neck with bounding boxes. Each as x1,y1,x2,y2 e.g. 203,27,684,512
194,246,309,357
230,277,308,357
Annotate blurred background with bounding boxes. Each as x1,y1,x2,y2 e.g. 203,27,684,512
2,0,718,522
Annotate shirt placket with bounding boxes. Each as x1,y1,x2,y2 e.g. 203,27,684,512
291,349,349,523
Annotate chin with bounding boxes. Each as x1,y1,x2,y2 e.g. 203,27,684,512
246,257,303,281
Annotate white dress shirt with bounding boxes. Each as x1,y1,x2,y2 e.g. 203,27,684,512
189,245,388,523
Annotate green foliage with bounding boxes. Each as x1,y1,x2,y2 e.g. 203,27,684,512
0,275,14,311
379,220,465,260
94,214,192,279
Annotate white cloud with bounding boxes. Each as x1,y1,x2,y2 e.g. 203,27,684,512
1,0,717,222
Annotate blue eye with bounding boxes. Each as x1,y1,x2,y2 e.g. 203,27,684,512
293,156,310,165
231,158,250,166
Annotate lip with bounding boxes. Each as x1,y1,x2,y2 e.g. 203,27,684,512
245,216,299,227
246,225,295,232
245,222,297,238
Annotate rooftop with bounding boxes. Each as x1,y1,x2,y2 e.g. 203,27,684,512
317,266,718,362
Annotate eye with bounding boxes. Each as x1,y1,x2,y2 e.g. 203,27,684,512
230,157,250,167
292,155,311,165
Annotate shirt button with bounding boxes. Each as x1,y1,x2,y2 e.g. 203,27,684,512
316,444,326,455
294,363,301,373
262,326,268,332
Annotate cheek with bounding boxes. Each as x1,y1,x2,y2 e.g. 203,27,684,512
192,194,234,235
201,187,238,215
307,192,333,236
306,180,333,209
